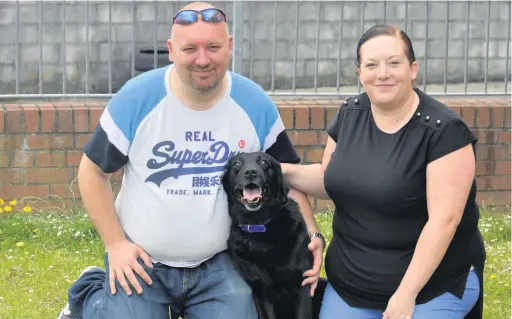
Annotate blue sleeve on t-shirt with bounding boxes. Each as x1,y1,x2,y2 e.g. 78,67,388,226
229,72,300,164
84,66,169,173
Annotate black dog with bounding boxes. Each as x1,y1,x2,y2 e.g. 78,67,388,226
222,151,314,319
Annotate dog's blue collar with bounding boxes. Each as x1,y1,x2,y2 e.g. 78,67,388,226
238,217,273,233
237,200,288,233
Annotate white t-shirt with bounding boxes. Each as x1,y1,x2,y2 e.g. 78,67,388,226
84,64,300,267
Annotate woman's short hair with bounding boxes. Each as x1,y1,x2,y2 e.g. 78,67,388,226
356,25,416,67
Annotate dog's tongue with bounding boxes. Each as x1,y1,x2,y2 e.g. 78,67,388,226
242,188,262,201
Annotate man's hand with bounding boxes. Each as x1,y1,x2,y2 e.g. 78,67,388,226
107,240,154,296
382,290,416,319
302,237,324,296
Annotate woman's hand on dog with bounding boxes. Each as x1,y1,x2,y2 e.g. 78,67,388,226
107,239,154,296
302,237,324,296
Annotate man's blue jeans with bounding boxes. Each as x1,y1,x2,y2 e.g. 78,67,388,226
67,251,258,319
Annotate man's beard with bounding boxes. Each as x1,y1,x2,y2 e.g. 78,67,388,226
189,67,220,94
194,78,220,94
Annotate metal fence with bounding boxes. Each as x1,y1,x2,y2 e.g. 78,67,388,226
0,0,510,99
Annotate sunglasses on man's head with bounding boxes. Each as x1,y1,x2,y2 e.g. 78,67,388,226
173,8,226,25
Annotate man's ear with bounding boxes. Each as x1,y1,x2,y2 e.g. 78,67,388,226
228,35,233,57
167,38,174,62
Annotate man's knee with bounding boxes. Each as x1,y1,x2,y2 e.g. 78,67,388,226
82,282,169,319
83,294,136,319
67,266,107,318
75,256,168,319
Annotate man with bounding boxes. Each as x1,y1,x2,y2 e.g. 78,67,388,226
58,2,324,318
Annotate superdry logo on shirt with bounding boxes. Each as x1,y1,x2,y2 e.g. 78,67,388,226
144,130,241,188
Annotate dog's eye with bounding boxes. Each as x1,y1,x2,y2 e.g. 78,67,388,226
233,162,242,170
260,160,268,168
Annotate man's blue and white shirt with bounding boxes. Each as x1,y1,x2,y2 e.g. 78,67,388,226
85,64,300,267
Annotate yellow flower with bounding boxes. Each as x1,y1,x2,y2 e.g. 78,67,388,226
0,199,4,205
15,242,25,247
9,200,17,206
4,206,12,212
23,206,32,213
33,229,39,233
490,274,497,279
0,208,3,214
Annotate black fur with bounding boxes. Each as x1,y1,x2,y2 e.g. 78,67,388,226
222,152,314,319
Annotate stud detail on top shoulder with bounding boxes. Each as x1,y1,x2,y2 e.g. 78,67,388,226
436,120,441,125
425,116,430,121
415,112,421,117
354,98,359,104
343,100,348,106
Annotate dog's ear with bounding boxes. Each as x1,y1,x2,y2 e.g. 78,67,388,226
221,161,236,209
221,161,231,192
274,160,290,202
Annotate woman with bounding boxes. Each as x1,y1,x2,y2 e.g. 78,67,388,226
282,25,486,319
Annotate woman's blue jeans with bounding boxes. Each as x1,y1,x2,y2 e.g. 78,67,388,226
319,268,480,319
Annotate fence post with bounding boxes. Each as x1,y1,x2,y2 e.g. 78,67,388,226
231,0,244,74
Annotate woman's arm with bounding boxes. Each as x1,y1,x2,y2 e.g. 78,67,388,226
393,143,476,298
282,137,337,199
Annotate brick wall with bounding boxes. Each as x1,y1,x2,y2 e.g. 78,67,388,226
0,98,510,212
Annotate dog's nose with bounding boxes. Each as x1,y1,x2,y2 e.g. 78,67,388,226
244,168,258,178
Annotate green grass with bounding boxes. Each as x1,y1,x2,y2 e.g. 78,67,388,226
0,208,510,319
